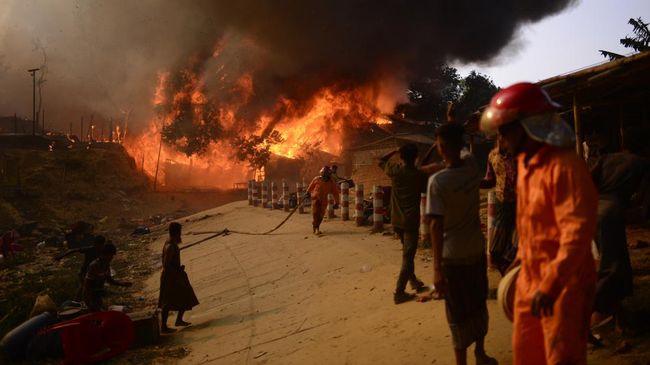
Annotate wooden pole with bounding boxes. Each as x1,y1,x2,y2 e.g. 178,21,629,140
618,104,625,151
80,117,84,142
153,119,164,191
572,94,583,157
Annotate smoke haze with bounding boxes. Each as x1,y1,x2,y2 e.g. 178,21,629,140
0,0,578,133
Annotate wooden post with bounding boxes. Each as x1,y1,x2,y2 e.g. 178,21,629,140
618,104,625,151
572,94,583,157
153,120,164,192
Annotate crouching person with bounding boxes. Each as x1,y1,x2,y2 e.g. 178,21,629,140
427,123,496,365
82,243,132,312
159,222,199,333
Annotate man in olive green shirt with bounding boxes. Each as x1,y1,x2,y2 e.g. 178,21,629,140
380,143,429,304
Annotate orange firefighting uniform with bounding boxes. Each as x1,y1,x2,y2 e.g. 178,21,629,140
513,146,598,365
307,176,340,228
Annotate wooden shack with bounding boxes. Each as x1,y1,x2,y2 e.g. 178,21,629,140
538,50,650,162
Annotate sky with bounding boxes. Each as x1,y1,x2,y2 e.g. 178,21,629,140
456,0,650,87
0,0,649,129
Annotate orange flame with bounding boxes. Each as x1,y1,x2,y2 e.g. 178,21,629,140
124,61,399,189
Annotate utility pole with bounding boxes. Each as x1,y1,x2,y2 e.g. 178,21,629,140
27,68,39,136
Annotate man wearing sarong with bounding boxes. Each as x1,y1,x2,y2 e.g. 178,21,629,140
590,127,650,331
481,82,598,365
379,143,429,304
306,166,340,235
159,222,199,333
427,122,496,365
480,137,518,275
82,243,132,312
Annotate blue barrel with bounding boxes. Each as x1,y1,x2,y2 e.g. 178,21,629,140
0,312,59,359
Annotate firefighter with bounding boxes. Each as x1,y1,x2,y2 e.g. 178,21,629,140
306,166,340,235
480,82,598,365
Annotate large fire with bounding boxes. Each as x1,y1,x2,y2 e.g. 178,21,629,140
123,54,396,190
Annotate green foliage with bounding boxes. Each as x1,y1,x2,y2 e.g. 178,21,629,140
397,66,462,122
456,71,499,121
396,67,498,123
600,17,649,60
231,130,285,169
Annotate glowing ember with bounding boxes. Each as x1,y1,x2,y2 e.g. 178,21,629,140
375,116,393,125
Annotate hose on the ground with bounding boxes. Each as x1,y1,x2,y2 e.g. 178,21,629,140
179,199,305,251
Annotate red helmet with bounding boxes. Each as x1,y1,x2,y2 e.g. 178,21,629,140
319,166,331,177
480,82,560,132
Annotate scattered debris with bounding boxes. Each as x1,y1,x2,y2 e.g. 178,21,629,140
132,226,151,236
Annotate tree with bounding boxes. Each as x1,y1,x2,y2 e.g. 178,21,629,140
395,67,498,123
455,71,499,122
395,66,462,122
599,17,650,61
231,130,285,170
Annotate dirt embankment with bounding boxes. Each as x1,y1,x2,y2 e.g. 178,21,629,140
0,145,245,361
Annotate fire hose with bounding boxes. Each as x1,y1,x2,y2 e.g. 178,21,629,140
179,198,306,251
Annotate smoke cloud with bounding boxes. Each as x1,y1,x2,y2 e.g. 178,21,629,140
0,0,578,134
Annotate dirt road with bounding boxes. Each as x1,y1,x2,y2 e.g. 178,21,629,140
144,201,517,364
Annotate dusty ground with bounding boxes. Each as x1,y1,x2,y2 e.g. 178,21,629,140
134,201,650,365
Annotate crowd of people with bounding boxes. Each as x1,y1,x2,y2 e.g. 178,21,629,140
373,82,649,365
44,82,648,363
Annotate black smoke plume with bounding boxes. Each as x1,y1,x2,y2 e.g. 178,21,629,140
0,0,577,143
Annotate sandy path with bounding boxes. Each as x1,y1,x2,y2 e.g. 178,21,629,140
144,201,515,364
